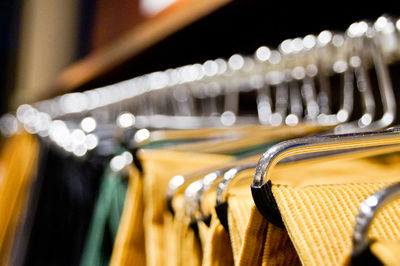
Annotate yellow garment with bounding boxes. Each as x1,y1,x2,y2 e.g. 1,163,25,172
201,209,234,266
268,153,400,266
260,223,301,266
164,193,202,266
192,181,234,266
370,239,400,266
225,171,299,266
132,123,325,266
236,206,266,265
227,186,253,263
195,160,256,266
168,158,258,266
138,149,233,266
162,124,324,154
110,165,146,266
149,124,324,144
177,214,202,266
342,238,400,266
195,159,299,266
0,133,39,265
164,210,179,266
197,220,209,251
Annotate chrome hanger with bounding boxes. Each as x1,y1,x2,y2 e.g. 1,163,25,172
169,16,400,231
351,182,400,263
251,128,400,227
336,19,396,133
166,162,239,215
182,160,259,228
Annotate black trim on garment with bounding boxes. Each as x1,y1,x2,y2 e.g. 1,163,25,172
215,202,230,233
351,241,383,266
251,180,284,228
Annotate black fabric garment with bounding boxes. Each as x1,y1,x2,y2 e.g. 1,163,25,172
17,142,107,266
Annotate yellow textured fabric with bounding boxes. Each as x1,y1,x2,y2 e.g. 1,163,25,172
272,183,400,266
165,192,202,266
370,239,400,266
155,150,259,266
225,172,300,266
237,206,267,266
201,209,234,266
235,205,300,266
197,220,209,250
0,133,39,265
261,223,301,266
138,149,233,266
263,151,400,265
110,165,146,266
164,210,179,266
164,153,266,266
227,191,253,263
225,170,259,264
178,215,202,266
177,169,236,266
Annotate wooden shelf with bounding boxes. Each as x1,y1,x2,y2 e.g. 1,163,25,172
39,0,231,100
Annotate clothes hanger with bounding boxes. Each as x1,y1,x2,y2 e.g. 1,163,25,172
0,25,328,155
4,15,398,162
183,29,363,227
335,19,396,133
5,56,251,156
169,44,332,218
180,157,260,227
250,128,400,227
176,31,360,214
351,182,400,265
245,17,400,227
203,16,400,228
164,43,338,215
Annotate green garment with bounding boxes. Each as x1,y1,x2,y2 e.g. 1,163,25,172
80,167,128,266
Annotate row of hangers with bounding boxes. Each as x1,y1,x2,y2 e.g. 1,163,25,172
2,15,399,137
2,14,400,262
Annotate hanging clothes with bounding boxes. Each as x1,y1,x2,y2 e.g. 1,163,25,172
0,133,39,265
80,163,128,266
16,144,107,266
138,149,234,266
110,164,146,266
254,150,400,265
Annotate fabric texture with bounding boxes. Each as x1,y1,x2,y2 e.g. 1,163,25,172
261,223,301,266
164,193,202,266
273,183,400,266
226,176,300,266
201,209,234,266
138,149,233,266
110,165,146,266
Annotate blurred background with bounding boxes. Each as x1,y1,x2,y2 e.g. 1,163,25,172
0,0,395,115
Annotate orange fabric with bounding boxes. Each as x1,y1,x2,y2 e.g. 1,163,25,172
110,165,146,266
237,206,267,266
0,133,39,265
138,149,233,266
201,210,234,266
261,223,301,266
